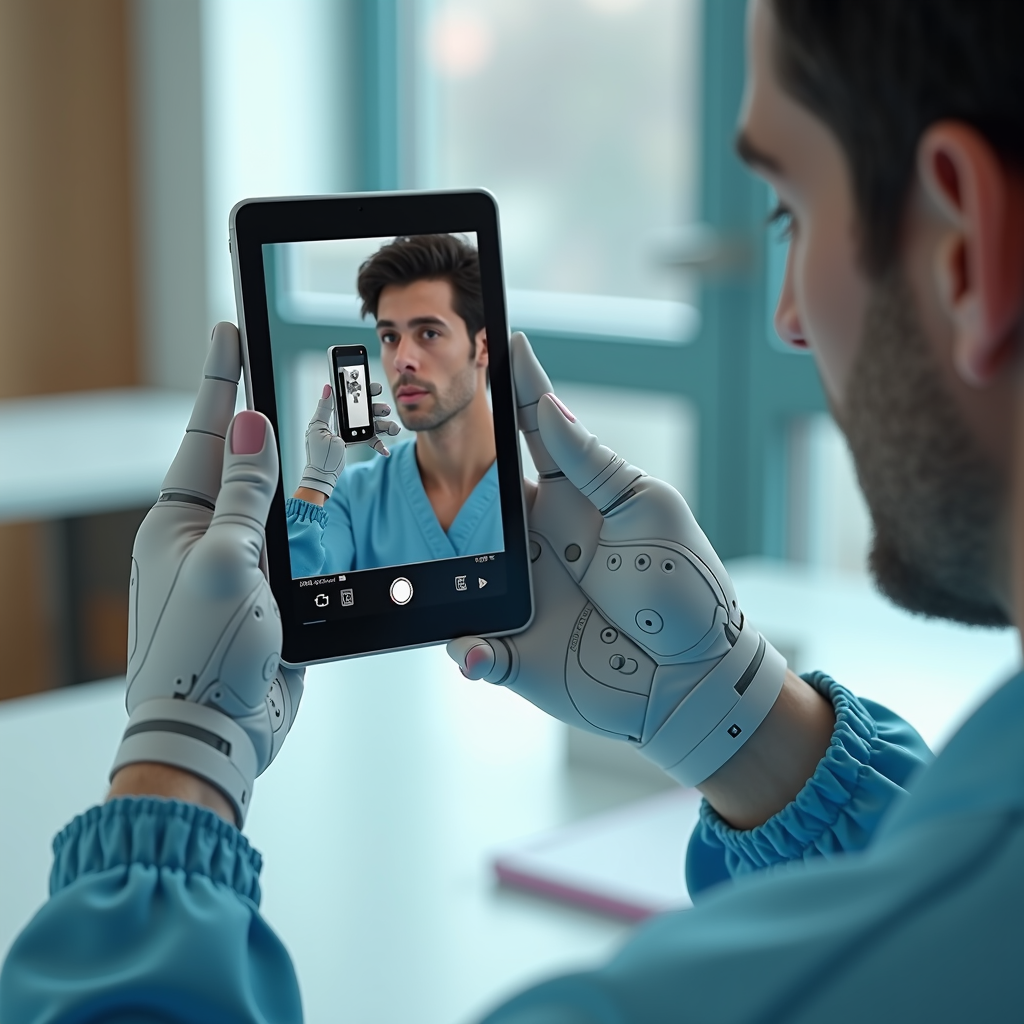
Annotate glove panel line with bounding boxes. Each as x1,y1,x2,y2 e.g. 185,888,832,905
113,699,261,826
123,718,231,756
600,488,636,516
126,555,191,697
185,427,227,440
664,639,786,787
562,671,633,741
639,619,761,758
158,492,217,511
580,456,625,495
563,610,602,733
734,636,765,696
517,400,540,432
682,546,733,613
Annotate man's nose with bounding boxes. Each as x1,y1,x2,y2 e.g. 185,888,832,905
393,334,420,373
773,247,809,350
774,300,808,349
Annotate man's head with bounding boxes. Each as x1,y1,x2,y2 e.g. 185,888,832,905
357,234,488,433
739,0,1024,625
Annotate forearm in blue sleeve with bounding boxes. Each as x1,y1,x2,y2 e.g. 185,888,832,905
685,671,934,896
481,673,1024,1024
286,496,328,578
0,797,302,1024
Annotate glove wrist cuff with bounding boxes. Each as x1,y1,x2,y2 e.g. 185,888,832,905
110,699,258,828
297,470,335,498
639,620,786,787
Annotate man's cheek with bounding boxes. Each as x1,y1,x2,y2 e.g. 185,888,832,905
797,234,869,408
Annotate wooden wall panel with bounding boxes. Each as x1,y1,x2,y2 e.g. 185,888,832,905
0,0,140,700
0,524,55,700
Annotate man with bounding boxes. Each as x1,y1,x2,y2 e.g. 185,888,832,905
2,1,1022,1021
286,233,504,575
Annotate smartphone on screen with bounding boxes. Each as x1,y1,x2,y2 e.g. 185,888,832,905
329,344,373,444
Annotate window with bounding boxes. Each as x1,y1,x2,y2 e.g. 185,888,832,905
203,0,836,562
420,0,701,306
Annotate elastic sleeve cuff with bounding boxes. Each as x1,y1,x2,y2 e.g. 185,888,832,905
50,797,263,905
690,671,934,885
285,496,328,527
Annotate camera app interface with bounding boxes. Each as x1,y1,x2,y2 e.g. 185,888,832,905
264,232,506,626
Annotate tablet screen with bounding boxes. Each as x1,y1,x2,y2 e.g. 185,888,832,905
233,193,531,663
270,232,505,608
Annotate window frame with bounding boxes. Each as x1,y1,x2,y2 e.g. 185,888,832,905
308,0,830,560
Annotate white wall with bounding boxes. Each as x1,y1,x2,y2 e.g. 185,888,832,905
201,0,352,329
131,0,352,389
131,0,209,390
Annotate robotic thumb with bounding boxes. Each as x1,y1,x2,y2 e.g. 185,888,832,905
205,411,279,558
536,394,644,515
511,332,559,475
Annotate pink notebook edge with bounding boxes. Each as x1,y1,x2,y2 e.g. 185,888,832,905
490,788,701,922
493,859,666,922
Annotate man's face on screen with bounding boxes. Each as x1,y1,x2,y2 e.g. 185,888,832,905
376,278,488,432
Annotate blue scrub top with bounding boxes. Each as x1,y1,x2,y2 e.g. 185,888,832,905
285,438,504,576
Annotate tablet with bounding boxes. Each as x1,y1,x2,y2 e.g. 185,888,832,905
230,190,533,666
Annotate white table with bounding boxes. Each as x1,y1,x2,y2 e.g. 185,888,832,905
0,648,653,1024
1,561,1019,1023
0,389,197,523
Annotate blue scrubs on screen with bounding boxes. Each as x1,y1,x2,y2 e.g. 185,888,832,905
284,438,504,576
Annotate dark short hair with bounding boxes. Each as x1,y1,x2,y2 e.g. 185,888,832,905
771,0,1024,277
357,234,485,342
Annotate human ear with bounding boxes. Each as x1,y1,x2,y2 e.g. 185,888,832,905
475,328,489,367
917,122,1024,386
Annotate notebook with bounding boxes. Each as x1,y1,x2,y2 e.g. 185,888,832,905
492,787,702,921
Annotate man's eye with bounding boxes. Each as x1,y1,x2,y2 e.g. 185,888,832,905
767,202,795,242
379,332,398,345
421,329,441,340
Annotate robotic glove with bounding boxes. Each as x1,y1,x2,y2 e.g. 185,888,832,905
449,333,786,788
110,323,304,828
298,382,401,498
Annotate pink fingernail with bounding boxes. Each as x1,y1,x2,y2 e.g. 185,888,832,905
545,393,576,422
322,384,331,399
232,411,266,454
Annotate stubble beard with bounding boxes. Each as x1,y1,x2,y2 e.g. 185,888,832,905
837,269,1008,627
393,360,479,434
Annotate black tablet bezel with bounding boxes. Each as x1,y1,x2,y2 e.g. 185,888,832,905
230,190,533,665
